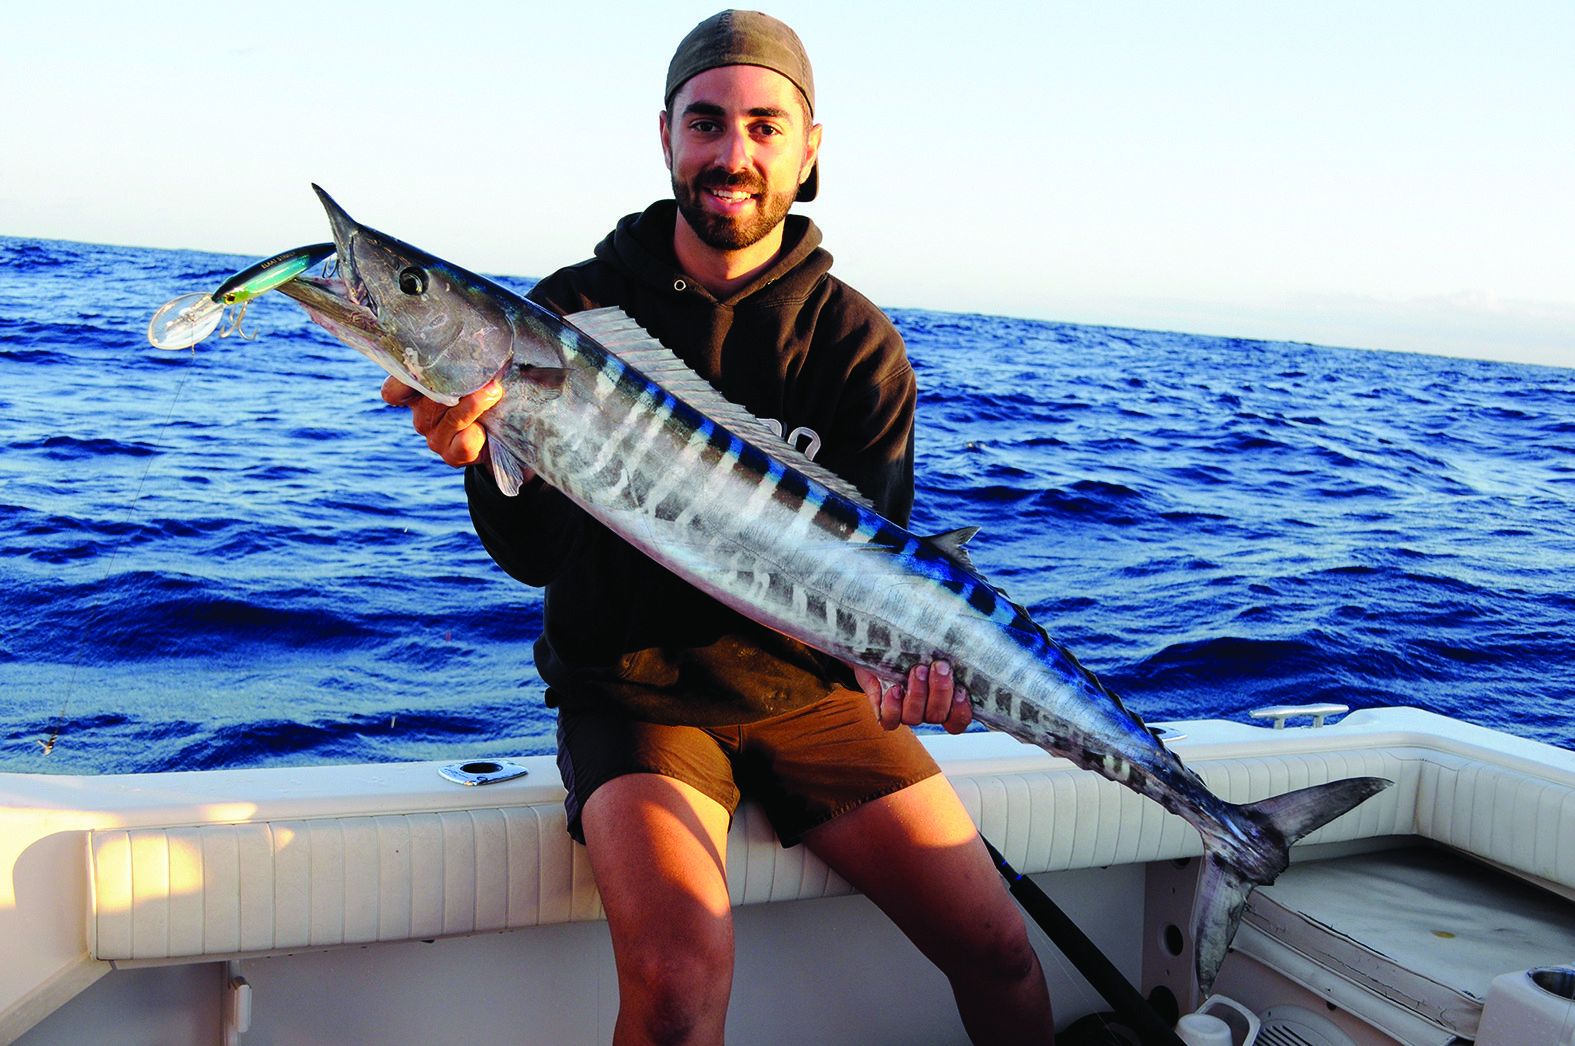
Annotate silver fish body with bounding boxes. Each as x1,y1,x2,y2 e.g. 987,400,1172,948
278,186,1391,991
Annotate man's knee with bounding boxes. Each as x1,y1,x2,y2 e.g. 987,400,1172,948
615,927,733,1042
989,925,1044,985
620,933,731,994
940,911,1042,989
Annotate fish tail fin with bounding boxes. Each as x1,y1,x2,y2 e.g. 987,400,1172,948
1193,775,1392,992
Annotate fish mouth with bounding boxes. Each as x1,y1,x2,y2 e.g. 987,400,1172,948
275,186,376,330
277,270,461,405
274,186,462,406
311,183,371,295
276,185,523,406
274,271,377,338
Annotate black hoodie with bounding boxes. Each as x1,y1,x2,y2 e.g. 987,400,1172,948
465,201,916,726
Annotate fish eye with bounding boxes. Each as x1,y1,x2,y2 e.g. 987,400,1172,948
398,266,428,295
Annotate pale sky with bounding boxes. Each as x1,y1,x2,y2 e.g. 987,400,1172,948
5,1,1571,368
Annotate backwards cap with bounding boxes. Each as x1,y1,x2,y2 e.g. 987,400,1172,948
665,10,818,202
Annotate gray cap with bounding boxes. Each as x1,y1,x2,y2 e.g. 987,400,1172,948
665,10,818,201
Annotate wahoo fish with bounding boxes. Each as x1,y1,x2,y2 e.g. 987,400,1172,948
277,186,1390,991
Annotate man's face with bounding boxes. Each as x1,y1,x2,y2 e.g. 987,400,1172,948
661,64,822,252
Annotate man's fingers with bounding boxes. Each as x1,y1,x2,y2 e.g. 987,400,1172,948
381,374,421,407
924,660,973,734
384,380,503,468
878,683,905,731
900,664,929,726
442,382,504,430
852,666,885,714
435,423,491,468
943,682,972,734
924,661,955,724
416,383,500,438
853,660,973,733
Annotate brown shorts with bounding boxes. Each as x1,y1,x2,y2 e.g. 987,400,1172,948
555,687,942,847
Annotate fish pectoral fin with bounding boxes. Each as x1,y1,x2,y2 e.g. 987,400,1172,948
486,439,531,497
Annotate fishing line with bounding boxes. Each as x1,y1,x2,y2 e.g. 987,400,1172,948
40,357,199,756
1030,922,1140,1046
42,243,336,757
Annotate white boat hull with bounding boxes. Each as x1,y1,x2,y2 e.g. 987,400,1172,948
4,707,1573,1045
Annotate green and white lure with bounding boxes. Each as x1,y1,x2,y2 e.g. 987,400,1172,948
147,242,335,350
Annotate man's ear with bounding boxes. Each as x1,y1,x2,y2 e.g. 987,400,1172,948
800,122,823,188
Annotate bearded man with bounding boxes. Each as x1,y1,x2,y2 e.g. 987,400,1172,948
382,11,1055,1045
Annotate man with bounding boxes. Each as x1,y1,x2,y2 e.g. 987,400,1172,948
384,11,1054,1045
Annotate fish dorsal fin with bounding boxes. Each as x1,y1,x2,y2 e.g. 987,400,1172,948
924,526,981,570
565,306,875,510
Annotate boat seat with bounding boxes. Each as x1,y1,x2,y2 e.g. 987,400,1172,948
1235,846,1575,1044
83,726,1575,967
85,741,1411,965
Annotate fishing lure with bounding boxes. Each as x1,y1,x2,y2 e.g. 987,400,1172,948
148,242,336,350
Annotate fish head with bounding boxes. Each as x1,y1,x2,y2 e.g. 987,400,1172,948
277,185,531,406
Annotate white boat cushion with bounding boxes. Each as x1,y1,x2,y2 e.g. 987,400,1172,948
1239,846,1575,1040
85,739,1574,965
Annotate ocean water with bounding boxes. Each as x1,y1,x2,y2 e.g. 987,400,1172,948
2,235,1572,776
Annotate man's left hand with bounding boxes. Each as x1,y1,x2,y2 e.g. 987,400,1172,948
853,661,972,735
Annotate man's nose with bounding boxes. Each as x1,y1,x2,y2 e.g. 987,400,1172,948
715,126,751,170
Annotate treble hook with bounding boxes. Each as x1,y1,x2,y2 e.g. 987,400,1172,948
218,300,259,341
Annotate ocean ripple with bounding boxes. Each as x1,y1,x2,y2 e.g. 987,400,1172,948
2,235,1572,771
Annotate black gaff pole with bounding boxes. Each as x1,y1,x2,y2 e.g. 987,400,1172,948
983,836,1187,1046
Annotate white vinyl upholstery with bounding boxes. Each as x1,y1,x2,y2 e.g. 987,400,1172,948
86,732,1572,964
90,807,600,962
1410,752,1575,888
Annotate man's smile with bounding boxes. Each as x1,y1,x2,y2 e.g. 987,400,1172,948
699,174,767,210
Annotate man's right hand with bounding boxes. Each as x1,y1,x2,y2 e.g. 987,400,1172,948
381,376,503,468
852,661,973,735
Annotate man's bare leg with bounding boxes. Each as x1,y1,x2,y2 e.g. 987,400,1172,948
804,774,1056,1045
580,773,735,1046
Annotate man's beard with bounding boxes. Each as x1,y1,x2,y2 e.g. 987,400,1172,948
673,168,797,251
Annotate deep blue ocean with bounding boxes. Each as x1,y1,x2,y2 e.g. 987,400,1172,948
3,235,1572,775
